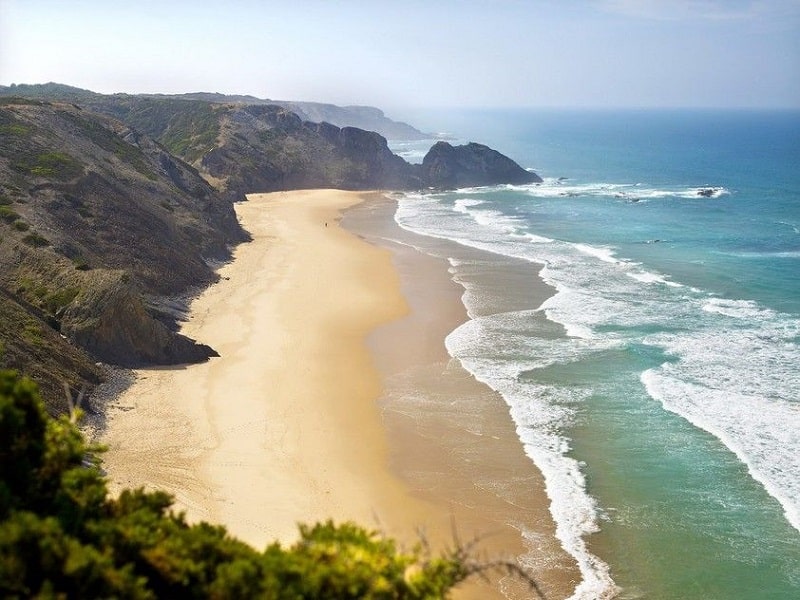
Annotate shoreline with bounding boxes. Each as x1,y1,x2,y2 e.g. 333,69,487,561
344,196,580,599
98,189,580,598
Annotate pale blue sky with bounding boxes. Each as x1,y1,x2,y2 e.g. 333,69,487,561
1,0,798,109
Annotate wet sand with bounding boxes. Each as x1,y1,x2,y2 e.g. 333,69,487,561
344,196,579,599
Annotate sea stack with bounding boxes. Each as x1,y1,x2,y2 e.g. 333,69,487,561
421,141,543,188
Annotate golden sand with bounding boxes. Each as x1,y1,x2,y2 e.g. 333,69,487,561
100,189,579,598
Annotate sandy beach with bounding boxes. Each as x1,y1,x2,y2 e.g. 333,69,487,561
99,189,579,598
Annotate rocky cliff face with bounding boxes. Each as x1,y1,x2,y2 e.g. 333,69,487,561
0,99,245,411
0,85,543,195
200,105,422,199
143,102,537,198
61,272,216,366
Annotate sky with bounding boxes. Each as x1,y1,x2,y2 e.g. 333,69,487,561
1,0,798,110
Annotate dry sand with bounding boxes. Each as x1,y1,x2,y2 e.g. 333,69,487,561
101,189,430,543
99,189,579,598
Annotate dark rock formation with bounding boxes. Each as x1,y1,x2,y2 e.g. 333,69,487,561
421,141,542,188
198,109,538,197
61,274,216,366
198,104,423,199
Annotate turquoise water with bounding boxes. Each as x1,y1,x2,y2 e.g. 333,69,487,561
389,109,800,599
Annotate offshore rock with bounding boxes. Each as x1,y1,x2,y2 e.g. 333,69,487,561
421,141,542,188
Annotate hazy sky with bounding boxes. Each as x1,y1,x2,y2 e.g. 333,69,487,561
1,0,798,109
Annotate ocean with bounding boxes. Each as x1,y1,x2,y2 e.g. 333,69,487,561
387,109,800,599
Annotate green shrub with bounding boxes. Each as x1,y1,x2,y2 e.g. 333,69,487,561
58,111,155,178
27,152,84,180
22,232,50,247
0,123,29,136
8,149,84,181
0,206,19,223
72,257,91,271
0,371,523,599
20,322,45,347
42,287,80,315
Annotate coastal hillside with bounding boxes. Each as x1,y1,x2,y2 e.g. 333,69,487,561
0,98,247,412
0,84,541,200
0,84,540,413
175,93,430,141
91,97,540,199
0,83,429,140
65,95,423,198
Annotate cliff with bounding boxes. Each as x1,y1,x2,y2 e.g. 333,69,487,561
0,98,245,411
0,84,542,195
200,105,423,199
0,85,541,413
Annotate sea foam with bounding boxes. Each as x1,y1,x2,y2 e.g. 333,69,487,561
395,184,800,597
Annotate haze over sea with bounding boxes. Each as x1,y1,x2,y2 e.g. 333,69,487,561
389,108,800,599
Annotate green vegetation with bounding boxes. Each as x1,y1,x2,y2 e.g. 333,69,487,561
0,371,533,598
0,204,30,235
116,98,221,163
72,257,91,271
0,122,29,136
0,206,20,223
14,278,80,321
159,103,221,162
58,110,155,179
20,321,45,348
6,148,84,182
41,287,80,315
0,108,33,137
22,232,50,248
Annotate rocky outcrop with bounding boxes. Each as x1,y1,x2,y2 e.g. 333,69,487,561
0,288,103,414
199,108,538,197
421,141,543,188
61,274,215,367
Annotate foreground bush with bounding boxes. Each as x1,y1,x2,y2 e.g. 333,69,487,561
0,370,509,599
